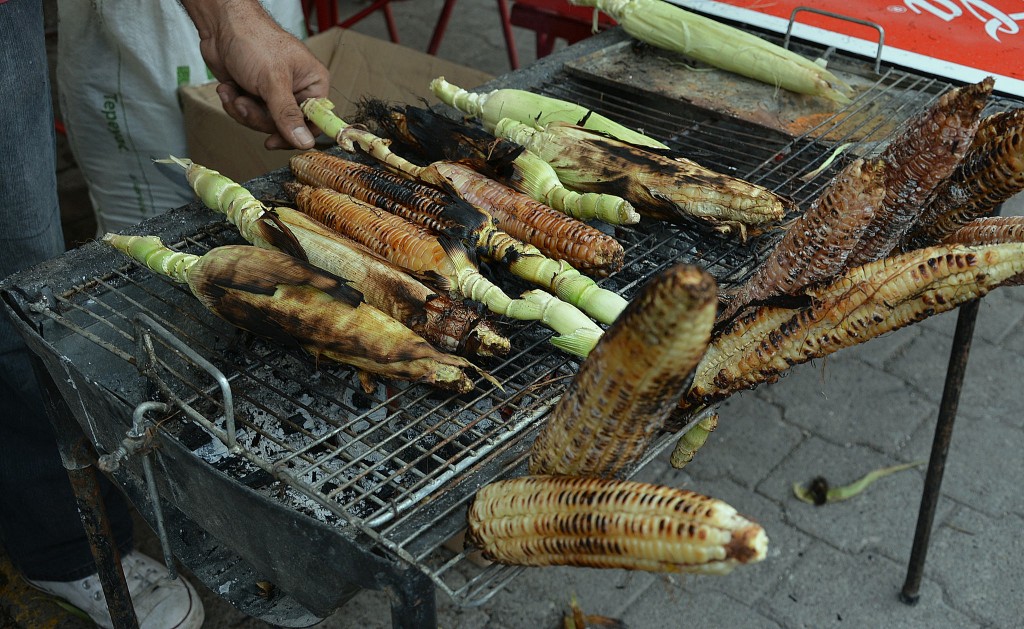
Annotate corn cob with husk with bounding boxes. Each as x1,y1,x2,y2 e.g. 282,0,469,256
569,0,853,104
295,105,629,324
430,76,668,149
103,233,483,393
161,156,509,358
669,412,719,469
289,152,627,325
529,264,717,478
718,157,886,324
902,108,1024,249
360,101,639,225
843,78,993,268
493,118,787,237
466,475,768,575
303,100,625,275
286,182,603,357
684,242,1024,407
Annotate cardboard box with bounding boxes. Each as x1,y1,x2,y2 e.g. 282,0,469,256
179,28,493,183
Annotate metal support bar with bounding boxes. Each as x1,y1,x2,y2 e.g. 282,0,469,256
29,355,140,629
900,297,981,604
387,567,438,629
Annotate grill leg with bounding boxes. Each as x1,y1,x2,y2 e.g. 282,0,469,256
900,297,980,604
386,568,437,629
31,357,140,629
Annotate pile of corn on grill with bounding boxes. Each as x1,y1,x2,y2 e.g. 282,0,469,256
33,18,1024,605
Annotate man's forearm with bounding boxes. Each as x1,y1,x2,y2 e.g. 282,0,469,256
178,0,273,40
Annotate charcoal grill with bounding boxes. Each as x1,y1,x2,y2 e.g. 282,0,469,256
4,16,1021,629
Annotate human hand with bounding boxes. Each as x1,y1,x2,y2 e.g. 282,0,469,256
182,0,330,150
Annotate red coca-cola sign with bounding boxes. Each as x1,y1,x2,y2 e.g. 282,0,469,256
672,0,1024,96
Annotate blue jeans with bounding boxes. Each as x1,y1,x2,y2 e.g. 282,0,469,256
0,0,132,581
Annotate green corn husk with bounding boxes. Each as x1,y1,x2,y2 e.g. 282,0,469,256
571,0,853,104
429,76,669,148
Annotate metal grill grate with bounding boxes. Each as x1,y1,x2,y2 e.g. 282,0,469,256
21,31,1020,608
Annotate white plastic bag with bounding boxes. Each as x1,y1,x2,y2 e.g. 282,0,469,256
56,0,306,233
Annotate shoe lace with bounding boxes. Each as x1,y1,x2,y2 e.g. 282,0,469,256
121,553,165,594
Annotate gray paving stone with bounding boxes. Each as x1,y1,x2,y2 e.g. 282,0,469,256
755,436,950,564
902,411,1024,518
649,474,815,607
884,328,1024,424
622,588,782,629
762,542,980,629
758,354,933,454
675,390,805,489
923,508,1024,627
470,563,656,628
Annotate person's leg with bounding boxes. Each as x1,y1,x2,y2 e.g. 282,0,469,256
0,0,133,581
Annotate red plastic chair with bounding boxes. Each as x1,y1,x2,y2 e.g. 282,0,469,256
509,0,615,59
301,0,401,42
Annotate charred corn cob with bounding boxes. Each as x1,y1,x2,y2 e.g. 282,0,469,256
942,216,1024,247
164,156,509,358
844,78,993,268
494,118,786,236
294,107,629,324
529,264,717,478
103,233,481,392
669,412,719,469
291,153,627,324
466,475,768,575
430,76,669,149
687,242,1024,406
302,101,625,275
719,157,885,323
903,108,1024,249
569,0,852,103
287,182,603,356
361,102,639,225
429,160,625,275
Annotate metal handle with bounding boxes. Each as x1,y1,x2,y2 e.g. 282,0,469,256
132,312,238,450
784,6,886,74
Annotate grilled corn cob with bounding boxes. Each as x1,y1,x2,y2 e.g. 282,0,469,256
494,118,786,235
287,182,603,356
302,100,625,274
903,108,1024,249
529,264,717,478
293,109,629,324
669,412,719,469
103,234,481,392
687,242,1024,406
430,76,669,149
844,78,993,268
466,475,768,575
164,156,509,358
291,152,623,320
719,157,885,323
361,102,640,225
942,216,1024,246
570,0,853,103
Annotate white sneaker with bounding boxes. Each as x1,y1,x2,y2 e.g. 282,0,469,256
28,550,205,629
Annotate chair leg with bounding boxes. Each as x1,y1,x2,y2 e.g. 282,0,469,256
428,0,458,55
382,3,400,43
495,0,520,70
536,32,554,58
